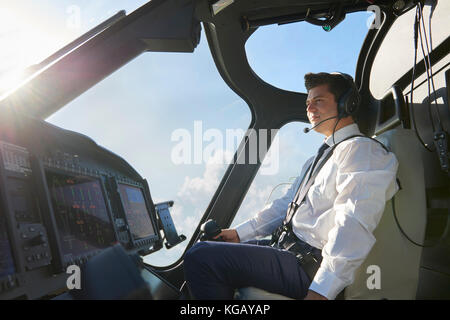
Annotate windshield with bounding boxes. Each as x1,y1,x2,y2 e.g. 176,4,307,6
45,30,252,266
0,0,148,94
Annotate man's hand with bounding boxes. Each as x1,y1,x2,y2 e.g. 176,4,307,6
304,290,328,300
214,229,240,243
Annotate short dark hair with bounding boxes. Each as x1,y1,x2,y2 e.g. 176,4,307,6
304,72,352,103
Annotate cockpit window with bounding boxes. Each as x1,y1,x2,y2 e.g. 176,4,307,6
370,2,449,99
47,30,251,267
231,121,323,229
0,1,148,95
245,11,371,93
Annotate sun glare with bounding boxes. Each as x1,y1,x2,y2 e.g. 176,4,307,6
0,7,63,94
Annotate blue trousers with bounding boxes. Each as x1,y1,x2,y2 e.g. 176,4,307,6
184,240,312,300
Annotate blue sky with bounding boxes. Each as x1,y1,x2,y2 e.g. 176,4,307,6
0,1,371,266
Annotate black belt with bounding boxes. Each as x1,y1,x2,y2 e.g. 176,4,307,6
270,225,322,281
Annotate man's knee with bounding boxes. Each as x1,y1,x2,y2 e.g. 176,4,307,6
184,241,214,272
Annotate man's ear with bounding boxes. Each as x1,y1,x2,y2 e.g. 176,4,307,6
341,115,355,124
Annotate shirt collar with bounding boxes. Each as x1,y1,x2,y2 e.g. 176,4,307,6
324,123,361,147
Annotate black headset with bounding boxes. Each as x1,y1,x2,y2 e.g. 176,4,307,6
330,72,361,119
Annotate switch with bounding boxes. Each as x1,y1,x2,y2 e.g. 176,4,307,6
29,235,47,246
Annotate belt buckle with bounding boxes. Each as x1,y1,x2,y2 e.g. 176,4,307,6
295,252,305,263
277,231,287,246
279,230,298,251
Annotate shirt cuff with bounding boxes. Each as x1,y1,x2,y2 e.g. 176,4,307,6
309,266,347,300
234,221,255,243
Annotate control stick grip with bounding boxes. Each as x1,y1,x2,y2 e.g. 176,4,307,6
200,219,222,241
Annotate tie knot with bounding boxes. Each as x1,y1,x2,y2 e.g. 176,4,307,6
318,143,329,155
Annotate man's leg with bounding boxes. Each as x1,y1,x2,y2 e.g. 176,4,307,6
184,241,311,299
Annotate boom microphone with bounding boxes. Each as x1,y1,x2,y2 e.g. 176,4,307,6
304,116,338,133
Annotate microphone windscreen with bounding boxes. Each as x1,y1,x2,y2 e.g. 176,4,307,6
303,127,310,133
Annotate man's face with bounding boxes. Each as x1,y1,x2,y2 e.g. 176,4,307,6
306,84,339,136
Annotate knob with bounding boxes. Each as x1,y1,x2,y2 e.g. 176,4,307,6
200,219,222,241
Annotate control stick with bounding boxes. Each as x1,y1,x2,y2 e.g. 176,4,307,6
199,219,223,241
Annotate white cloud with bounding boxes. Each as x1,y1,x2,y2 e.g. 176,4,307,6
177,149,232,206
231,181,288,227
240,183,273,215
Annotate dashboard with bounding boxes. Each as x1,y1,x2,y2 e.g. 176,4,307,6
0,108,169,299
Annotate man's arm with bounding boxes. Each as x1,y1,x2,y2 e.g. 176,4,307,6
233,175,302,242
213,159,314,243
234,157,315,242
309,139,399,300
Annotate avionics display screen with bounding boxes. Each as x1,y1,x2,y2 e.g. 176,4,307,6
46,171,116,262
0,215,15,278
118,184,155,240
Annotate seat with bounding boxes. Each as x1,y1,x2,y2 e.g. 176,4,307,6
344,128,427,299
236,128,427,300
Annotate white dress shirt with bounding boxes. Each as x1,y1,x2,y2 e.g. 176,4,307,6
235,123,399,300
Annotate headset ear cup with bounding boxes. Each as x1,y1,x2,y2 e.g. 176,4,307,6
346,91,359,116
348,85,361,116
338,99,348,119
332,72,360,118
343,77,360,117
338,89,352,119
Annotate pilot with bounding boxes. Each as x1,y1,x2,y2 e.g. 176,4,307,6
183,72,399,300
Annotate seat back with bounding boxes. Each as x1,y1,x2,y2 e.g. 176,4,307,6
344,128,427,299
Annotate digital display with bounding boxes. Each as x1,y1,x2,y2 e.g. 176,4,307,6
46,171,116,262
0,215,15,278
118,184,155,240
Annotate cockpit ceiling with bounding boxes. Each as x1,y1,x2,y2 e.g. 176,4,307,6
205,0,389,23
232,1,367,22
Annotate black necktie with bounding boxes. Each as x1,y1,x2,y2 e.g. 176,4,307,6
283,142,330,225
307,143,330,180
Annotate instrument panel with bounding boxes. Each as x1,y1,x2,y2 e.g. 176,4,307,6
0,109,164,299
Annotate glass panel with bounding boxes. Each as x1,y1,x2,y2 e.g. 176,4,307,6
370,2,449,99
46,30,251,266
118,184,156,241
46,171,116,262
232,122,323,229
245,11,371,92
0,0,148,94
